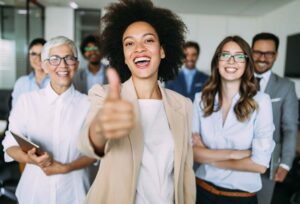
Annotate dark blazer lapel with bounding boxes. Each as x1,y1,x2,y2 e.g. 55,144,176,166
160,84,184,190
121,78,144,200
178,71,188,95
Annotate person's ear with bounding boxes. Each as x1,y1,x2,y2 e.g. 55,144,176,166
160,46,165,59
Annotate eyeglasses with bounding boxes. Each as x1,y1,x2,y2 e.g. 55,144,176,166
218,52,248,63
45,55,78,66
84,46,99,52
29,52,41,58
252,50,276,59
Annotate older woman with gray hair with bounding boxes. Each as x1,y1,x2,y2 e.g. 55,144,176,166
2,36,95,204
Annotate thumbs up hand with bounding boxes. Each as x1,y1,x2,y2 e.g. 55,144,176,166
95,68,135,140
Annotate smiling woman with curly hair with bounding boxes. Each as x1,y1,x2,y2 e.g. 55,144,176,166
78,0,196,203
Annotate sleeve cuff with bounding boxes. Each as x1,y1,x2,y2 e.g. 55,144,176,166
279,163,290,171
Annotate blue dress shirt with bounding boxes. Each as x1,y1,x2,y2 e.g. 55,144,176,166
11,72,50,108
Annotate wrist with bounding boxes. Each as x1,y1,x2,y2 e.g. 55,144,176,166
64,163,72,173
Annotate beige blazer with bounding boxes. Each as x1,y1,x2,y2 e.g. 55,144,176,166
78,78,196,204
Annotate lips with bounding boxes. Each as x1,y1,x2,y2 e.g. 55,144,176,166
256,62,268,68
56,71,69,77
134,56,151,67
224,67,238,73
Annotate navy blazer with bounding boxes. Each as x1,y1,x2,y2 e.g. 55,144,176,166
165,70,209,101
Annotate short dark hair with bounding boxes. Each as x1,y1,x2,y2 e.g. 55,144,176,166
100,0,186,82
184,41,200,55
252,32,280,51
80,35,100,55
28,38,46,51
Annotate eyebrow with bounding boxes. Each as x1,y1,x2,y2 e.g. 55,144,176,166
221,50,244,54
123,33,156,42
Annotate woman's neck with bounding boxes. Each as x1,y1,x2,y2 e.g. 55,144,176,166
221,80,240,101
132,78,161,99
34,69,47,87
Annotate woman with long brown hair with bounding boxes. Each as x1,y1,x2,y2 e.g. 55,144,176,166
192,36,275,204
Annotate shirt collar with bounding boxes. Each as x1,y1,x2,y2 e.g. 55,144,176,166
86,63,105,76
28,71,35,79
182,66,197,75
255,69,271,81
44,83,75,105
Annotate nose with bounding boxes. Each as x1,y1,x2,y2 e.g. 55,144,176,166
228,56,235,64
134,42,146,53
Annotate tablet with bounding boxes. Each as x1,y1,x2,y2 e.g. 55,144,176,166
10,131,44,155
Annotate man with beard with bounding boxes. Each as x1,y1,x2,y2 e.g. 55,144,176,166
73,35,107,94
252,32,298,204
165,41,209,101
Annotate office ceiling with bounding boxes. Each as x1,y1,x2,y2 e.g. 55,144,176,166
1,0,296,16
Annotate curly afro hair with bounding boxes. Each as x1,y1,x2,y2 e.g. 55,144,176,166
100,0,186,82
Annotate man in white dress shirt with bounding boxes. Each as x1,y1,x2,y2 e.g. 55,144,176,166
2,36,95,204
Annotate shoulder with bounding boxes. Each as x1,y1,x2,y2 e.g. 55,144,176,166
88,83,108,102
15,89,41,107
272,73,295,87
194,92,202,103
14,75,30,87
196,70,209,77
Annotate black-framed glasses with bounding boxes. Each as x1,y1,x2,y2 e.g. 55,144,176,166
218,52,248,63
45,55,78,66
252,50,276,59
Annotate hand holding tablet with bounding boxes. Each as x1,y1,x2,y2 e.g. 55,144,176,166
10,131,44,156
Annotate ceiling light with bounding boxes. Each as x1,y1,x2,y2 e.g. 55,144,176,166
0,1,5,5
69,1,78,9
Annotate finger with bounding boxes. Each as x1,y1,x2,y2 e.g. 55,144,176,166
103,100,134,112
28,147,37,155
105,129,131,139
100,110,134,123
106,68,121,100
102,120,134,132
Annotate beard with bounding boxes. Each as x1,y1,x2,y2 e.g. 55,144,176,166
90,60,100,66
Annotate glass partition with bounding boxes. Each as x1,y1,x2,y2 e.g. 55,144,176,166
74,9,101,69
0,0,44,89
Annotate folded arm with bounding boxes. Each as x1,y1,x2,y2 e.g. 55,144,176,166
42,156,96,176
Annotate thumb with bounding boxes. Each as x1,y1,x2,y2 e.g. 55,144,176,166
107,68,121,100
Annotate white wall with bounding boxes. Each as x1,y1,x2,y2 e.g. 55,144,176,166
260,0,300,97
45,7,74,40
179,14,260,74
44,2,300,96
179,0,300,97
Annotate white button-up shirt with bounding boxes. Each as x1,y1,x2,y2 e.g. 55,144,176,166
2,84,91,204
192,92,275,193
136,100,174,204
254,69,271,92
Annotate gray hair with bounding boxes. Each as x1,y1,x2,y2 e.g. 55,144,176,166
41,36,78,61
